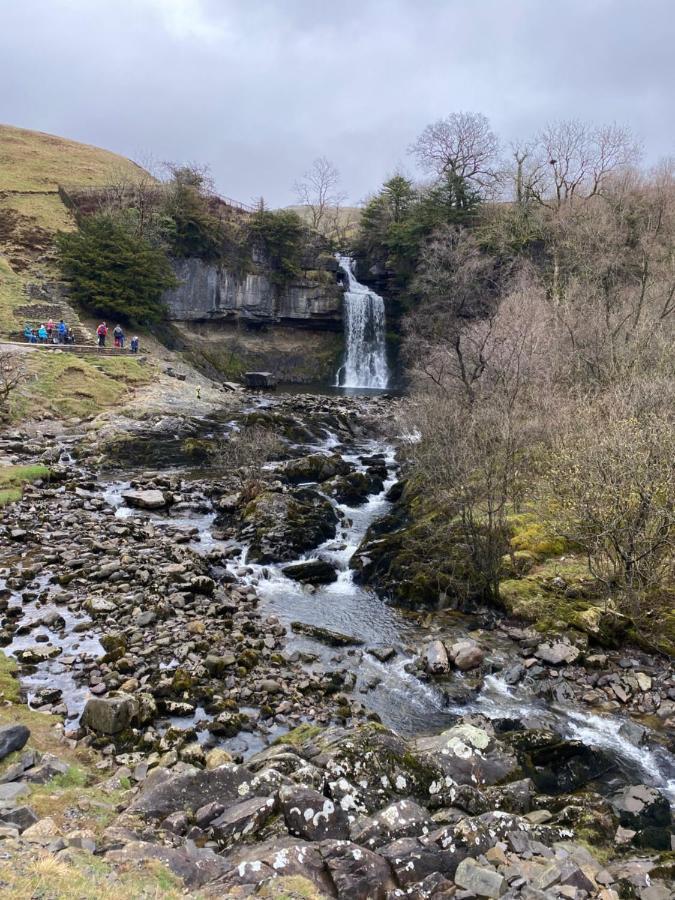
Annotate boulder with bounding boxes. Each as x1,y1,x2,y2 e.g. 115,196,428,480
279,784,349,841
534,642,580,666
351,799,434,849
424,640,449,675
209,795,277,847
305,724,446,815
80,692,138,735
220,837,333,895
367,647,396,663
0,805,38,832
415,725,519,789
129,763,253,820
0,724,29,761
508,730,614,794
380,836,460,887
243,372,277,389
243,488,338,563
281,453,351,485
610,784,672,848
320,839,395,899
449,639,485,671
106,840,229,888
454,857,507,897
327,471,384,505
282,559,338,585
121,489,170,510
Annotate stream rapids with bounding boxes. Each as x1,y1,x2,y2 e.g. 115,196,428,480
2,393,674,803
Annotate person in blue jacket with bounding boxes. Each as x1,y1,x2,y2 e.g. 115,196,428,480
57,320,68,343
37,324,48,343
24,324,34,342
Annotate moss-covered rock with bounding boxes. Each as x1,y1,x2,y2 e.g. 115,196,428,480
243,488,339,563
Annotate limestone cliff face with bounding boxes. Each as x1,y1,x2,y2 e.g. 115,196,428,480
163,257,343,330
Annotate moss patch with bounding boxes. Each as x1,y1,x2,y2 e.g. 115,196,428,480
508,510,568,557
274,723,323,747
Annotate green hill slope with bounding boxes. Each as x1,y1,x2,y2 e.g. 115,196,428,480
0,124,151,338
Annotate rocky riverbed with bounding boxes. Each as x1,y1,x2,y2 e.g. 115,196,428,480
0,392,673,898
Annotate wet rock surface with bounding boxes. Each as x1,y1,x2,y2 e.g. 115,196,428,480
0,395,673,898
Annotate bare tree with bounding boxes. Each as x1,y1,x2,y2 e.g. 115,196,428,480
526,120,639,210
0,351,25,420
409,111,500,192
293,157,347,239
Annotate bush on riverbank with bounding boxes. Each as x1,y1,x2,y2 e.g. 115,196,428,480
379,115,674,650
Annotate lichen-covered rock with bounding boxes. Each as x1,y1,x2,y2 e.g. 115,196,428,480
301,724,446,815
129,764,254,820
319,839,395,899
280,785,349,841
350,799,434,849
209,795,278,848
414,724,519,788
218,837,333,895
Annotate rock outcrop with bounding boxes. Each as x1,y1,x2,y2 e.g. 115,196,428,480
164,255,343,330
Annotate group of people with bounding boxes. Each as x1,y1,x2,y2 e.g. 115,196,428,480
96,322,140,353
23,318,74,344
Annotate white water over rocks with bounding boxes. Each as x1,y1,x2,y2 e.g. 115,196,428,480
335,256,389,389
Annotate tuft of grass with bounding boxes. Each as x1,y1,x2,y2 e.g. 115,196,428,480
0,851,187,900
0,651,20,702
0,463,50,506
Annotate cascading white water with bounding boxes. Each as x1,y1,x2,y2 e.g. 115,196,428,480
336,255,389,389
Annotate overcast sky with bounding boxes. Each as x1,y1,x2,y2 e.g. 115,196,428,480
2,0,673,207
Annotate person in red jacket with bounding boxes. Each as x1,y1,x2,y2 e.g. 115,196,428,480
97,322,108,348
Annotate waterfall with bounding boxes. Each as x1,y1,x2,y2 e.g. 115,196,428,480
336,256,389,389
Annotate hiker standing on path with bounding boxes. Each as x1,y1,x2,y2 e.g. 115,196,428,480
97,322,108,348
46,318,54,339
58,320,68,343
113,324,124,349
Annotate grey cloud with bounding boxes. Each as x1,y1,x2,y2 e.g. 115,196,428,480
1,0,672,206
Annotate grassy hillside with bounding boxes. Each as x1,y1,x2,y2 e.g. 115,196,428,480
0,124,152,340
0,123,146,193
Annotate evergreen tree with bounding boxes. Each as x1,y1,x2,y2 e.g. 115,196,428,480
57,215,176,323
